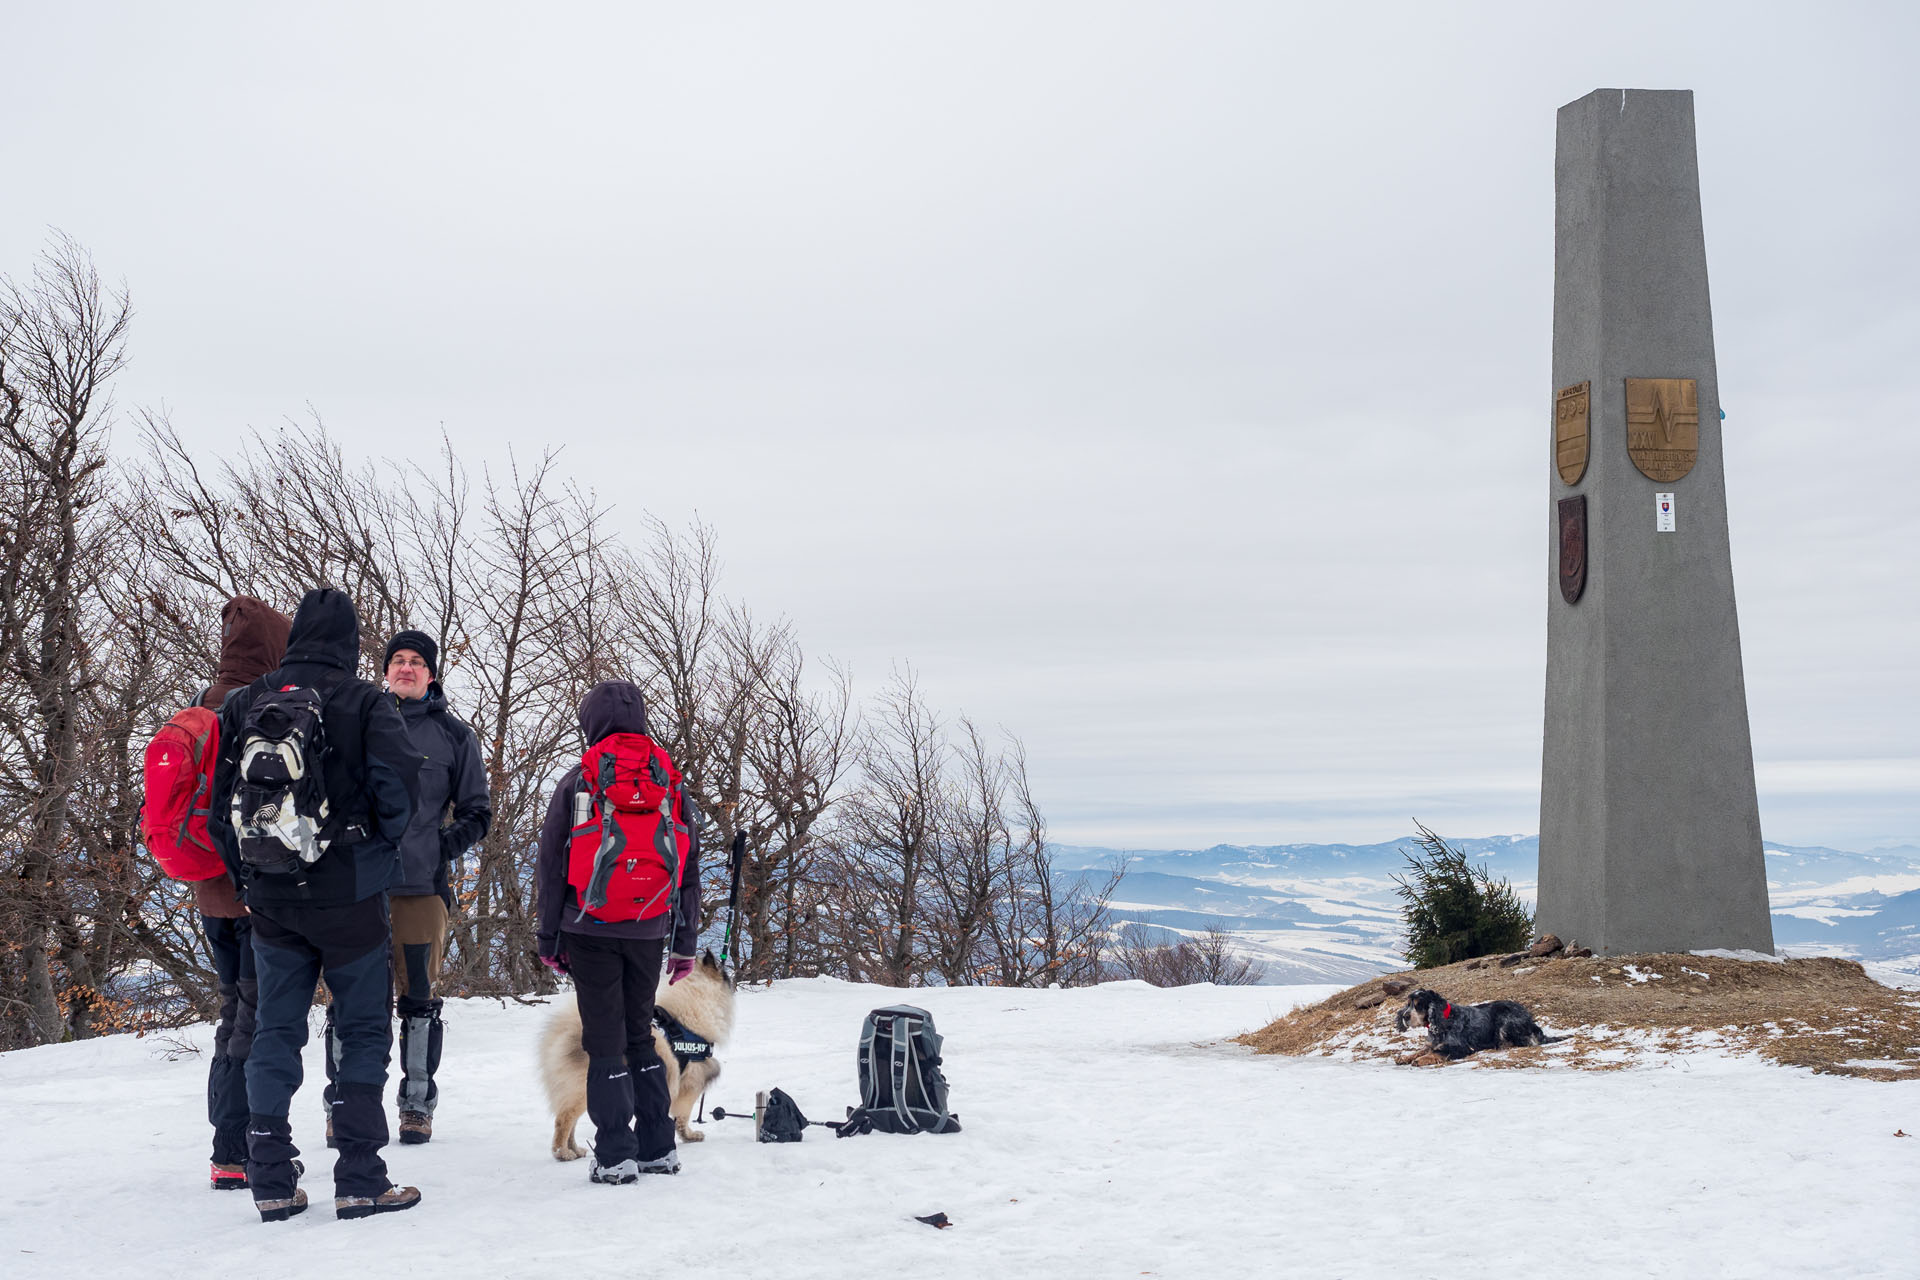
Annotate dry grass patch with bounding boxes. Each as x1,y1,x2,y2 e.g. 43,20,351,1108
1236,952,1920,1081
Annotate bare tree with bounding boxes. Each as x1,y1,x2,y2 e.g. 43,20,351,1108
0,236,138,1044
1111,921,1266,988
823,668,945,984
979,743,1122,987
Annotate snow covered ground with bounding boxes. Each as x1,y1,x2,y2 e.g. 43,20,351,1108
4,978,1917,1279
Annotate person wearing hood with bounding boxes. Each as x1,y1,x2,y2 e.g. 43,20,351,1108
196,594,291,1191
535,679,701,1184
365,628,490,1146
207,587,423,1223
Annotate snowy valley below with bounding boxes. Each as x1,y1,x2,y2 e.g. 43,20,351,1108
1058,836,1920,982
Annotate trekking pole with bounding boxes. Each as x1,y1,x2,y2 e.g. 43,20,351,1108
710,1102,840,1131
718,829,747,975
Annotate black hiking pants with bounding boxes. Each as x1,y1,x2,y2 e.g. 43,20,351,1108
564,931,674,1166
202,914,256,1166
247,895,394,1201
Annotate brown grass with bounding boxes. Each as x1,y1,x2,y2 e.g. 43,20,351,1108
1235,952,1920,1081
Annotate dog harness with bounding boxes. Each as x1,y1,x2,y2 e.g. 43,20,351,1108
652,1007,713,1068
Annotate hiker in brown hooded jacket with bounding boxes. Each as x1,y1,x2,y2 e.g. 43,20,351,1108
198,594,292,1190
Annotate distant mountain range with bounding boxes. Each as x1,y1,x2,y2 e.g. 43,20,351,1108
1056,836,1920,981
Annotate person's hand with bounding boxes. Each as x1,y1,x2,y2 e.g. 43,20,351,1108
540,950,569,977
667,954,695,985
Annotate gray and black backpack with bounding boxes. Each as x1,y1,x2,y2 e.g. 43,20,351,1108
228,683,338,875
851,1004,960,1135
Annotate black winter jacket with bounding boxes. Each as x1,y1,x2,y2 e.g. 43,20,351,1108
536,681,701,959
208,588,421,907
391,683,491,898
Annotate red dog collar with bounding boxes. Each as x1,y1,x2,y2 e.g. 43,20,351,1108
1442,1003,1453,1019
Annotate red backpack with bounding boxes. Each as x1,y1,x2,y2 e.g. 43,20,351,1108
566,732,691,925
140,705,228,881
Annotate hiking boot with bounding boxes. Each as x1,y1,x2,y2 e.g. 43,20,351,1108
325,1112,338,1150
588,1158,639,1185
398,1110,432,1145
635,1150,681,1176
335,1185,422,1220
256,1188,308,1222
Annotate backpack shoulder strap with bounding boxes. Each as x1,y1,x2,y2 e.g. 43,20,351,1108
310,672,375,840
889,1013,917,1133
857,1013,883,1111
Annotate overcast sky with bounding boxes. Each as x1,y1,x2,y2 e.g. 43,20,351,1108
6,2,1915,851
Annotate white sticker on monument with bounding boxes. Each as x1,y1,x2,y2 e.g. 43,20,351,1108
1656,492,1676,532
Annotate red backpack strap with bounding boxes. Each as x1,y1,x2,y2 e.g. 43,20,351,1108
651,749,692,944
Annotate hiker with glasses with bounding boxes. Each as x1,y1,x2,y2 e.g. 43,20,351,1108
363,628,489,1145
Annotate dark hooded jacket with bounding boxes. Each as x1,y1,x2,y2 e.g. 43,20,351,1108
391,680,491,899
203,595,293,713
207,588,421,907
535,680,701,958
192,595,293,917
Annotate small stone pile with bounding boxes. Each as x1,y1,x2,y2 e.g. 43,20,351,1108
1458,933,1595,971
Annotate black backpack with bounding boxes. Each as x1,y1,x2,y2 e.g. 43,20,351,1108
228,683,339,875
852,1005,960,1135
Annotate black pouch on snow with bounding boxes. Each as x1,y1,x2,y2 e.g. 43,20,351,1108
757,1088,809,1143
849,1004,960,1135
229,684,337,875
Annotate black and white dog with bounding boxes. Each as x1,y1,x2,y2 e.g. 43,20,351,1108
1393,988,1562,1059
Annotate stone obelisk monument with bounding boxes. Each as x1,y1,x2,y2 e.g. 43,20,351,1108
1537,89,1773,956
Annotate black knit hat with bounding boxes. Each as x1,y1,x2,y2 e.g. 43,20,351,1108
383,628,439,680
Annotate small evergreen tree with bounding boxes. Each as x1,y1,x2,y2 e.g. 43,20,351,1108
1392,821,1533,969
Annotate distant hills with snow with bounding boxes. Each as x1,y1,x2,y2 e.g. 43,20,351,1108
1055,836,1920,981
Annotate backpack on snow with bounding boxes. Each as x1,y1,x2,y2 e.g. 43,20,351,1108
140,705,226,881
565,732,691,927
227,682,341,876
851,1004,961,1135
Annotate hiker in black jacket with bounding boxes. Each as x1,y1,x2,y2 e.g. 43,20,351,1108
377,628,490,1144
207,587,423,1223
535,680,701,1183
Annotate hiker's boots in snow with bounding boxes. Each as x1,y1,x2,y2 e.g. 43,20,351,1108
398,1110,433,1145
395,1000,443,1141
589,1158,639,1185
256,1188,308,1222
590,1149,679,1184
336,1185,423,1220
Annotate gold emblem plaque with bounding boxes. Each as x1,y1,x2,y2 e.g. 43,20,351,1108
1625,378,1699,482
1555,381,1590,485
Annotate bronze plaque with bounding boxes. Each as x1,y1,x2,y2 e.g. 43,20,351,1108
1558,495,1587,605
1625,377,1698,482
1554,381,1589,485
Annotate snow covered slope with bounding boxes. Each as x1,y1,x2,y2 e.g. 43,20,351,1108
3,979,1915,1278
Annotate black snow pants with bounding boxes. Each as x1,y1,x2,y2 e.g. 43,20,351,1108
563,931,674,1167
247,895,394,1201
202,914,257,1166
